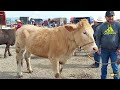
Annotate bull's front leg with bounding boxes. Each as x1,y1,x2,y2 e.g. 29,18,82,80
59,58,68,74
50,58,61,79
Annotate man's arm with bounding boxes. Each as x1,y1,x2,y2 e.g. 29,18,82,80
117,22,120,54
95,25,102,54
96,25,102,48
117,22,120,49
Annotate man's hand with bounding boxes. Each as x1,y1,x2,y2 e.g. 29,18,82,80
97,48,101,55
117,59,120,64
117,50,120,55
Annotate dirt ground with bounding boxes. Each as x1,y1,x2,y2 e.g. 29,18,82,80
0,45,119,79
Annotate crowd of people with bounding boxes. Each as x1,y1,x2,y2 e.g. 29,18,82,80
12,18,60,31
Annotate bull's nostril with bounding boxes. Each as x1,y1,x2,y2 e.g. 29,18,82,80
93,47,98,52
93,48,96,51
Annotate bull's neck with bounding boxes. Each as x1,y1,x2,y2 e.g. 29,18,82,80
66,33,78,54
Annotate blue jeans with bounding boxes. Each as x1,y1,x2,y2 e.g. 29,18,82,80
94,52,101,67
101,48,119,79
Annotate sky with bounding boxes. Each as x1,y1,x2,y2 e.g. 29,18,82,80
5,11,120,21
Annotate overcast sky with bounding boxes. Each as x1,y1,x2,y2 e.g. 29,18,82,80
5,11,120,20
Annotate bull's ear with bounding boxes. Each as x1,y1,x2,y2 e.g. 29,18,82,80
77,21,83,28
65,25,76,32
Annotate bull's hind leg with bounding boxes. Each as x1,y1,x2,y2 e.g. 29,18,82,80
16,46,25,78
24,50,33,73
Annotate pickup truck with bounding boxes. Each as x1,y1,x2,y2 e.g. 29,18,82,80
70,17,94,24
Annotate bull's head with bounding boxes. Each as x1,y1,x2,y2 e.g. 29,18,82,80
64,19,98,53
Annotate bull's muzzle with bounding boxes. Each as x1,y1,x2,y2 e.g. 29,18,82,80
93,47,98,52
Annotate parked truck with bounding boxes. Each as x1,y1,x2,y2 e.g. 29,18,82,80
70,17,94,24
20,17,29,24
52,17,67,26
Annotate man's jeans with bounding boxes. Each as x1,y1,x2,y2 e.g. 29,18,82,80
94,52,101,67
101,48,119,79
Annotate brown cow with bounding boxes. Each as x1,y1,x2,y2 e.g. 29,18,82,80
15,19,98,78
0,29,15,58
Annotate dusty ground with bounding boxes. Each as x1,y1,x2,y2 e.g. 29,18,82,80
0,45,119,79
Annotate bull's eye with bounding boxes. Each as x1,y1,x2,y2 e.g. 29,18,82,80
83,32,87,35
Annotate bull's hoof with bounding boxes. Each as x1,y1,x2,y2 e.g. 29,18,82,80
55,73,60,79
28,70,33,73
17,75,23,78
23,69,33,73
9,54,12,56
73,53,76,56
17,73,23,78
4,56,7,58
27,68,33,73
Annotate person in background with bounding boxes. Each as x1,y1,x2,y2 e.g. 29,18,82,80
96,11,120,79
91,17,105,68
31,19,35,25
90,16,95,26
16,20,23,30
47,18,52,28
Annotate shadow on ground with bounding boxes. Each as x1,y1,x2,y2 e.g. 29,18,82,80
0,71,17,79
33,63,93,69
31,55,47,60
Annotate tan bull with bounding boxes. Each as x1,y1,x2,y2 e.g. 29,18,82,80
15,19,98,78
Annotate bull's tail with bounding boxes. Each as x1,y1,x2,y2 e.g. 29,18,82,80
15,27,30,49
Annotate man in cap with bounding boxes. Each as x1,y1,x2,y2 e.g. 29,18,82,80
96,11,120,79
